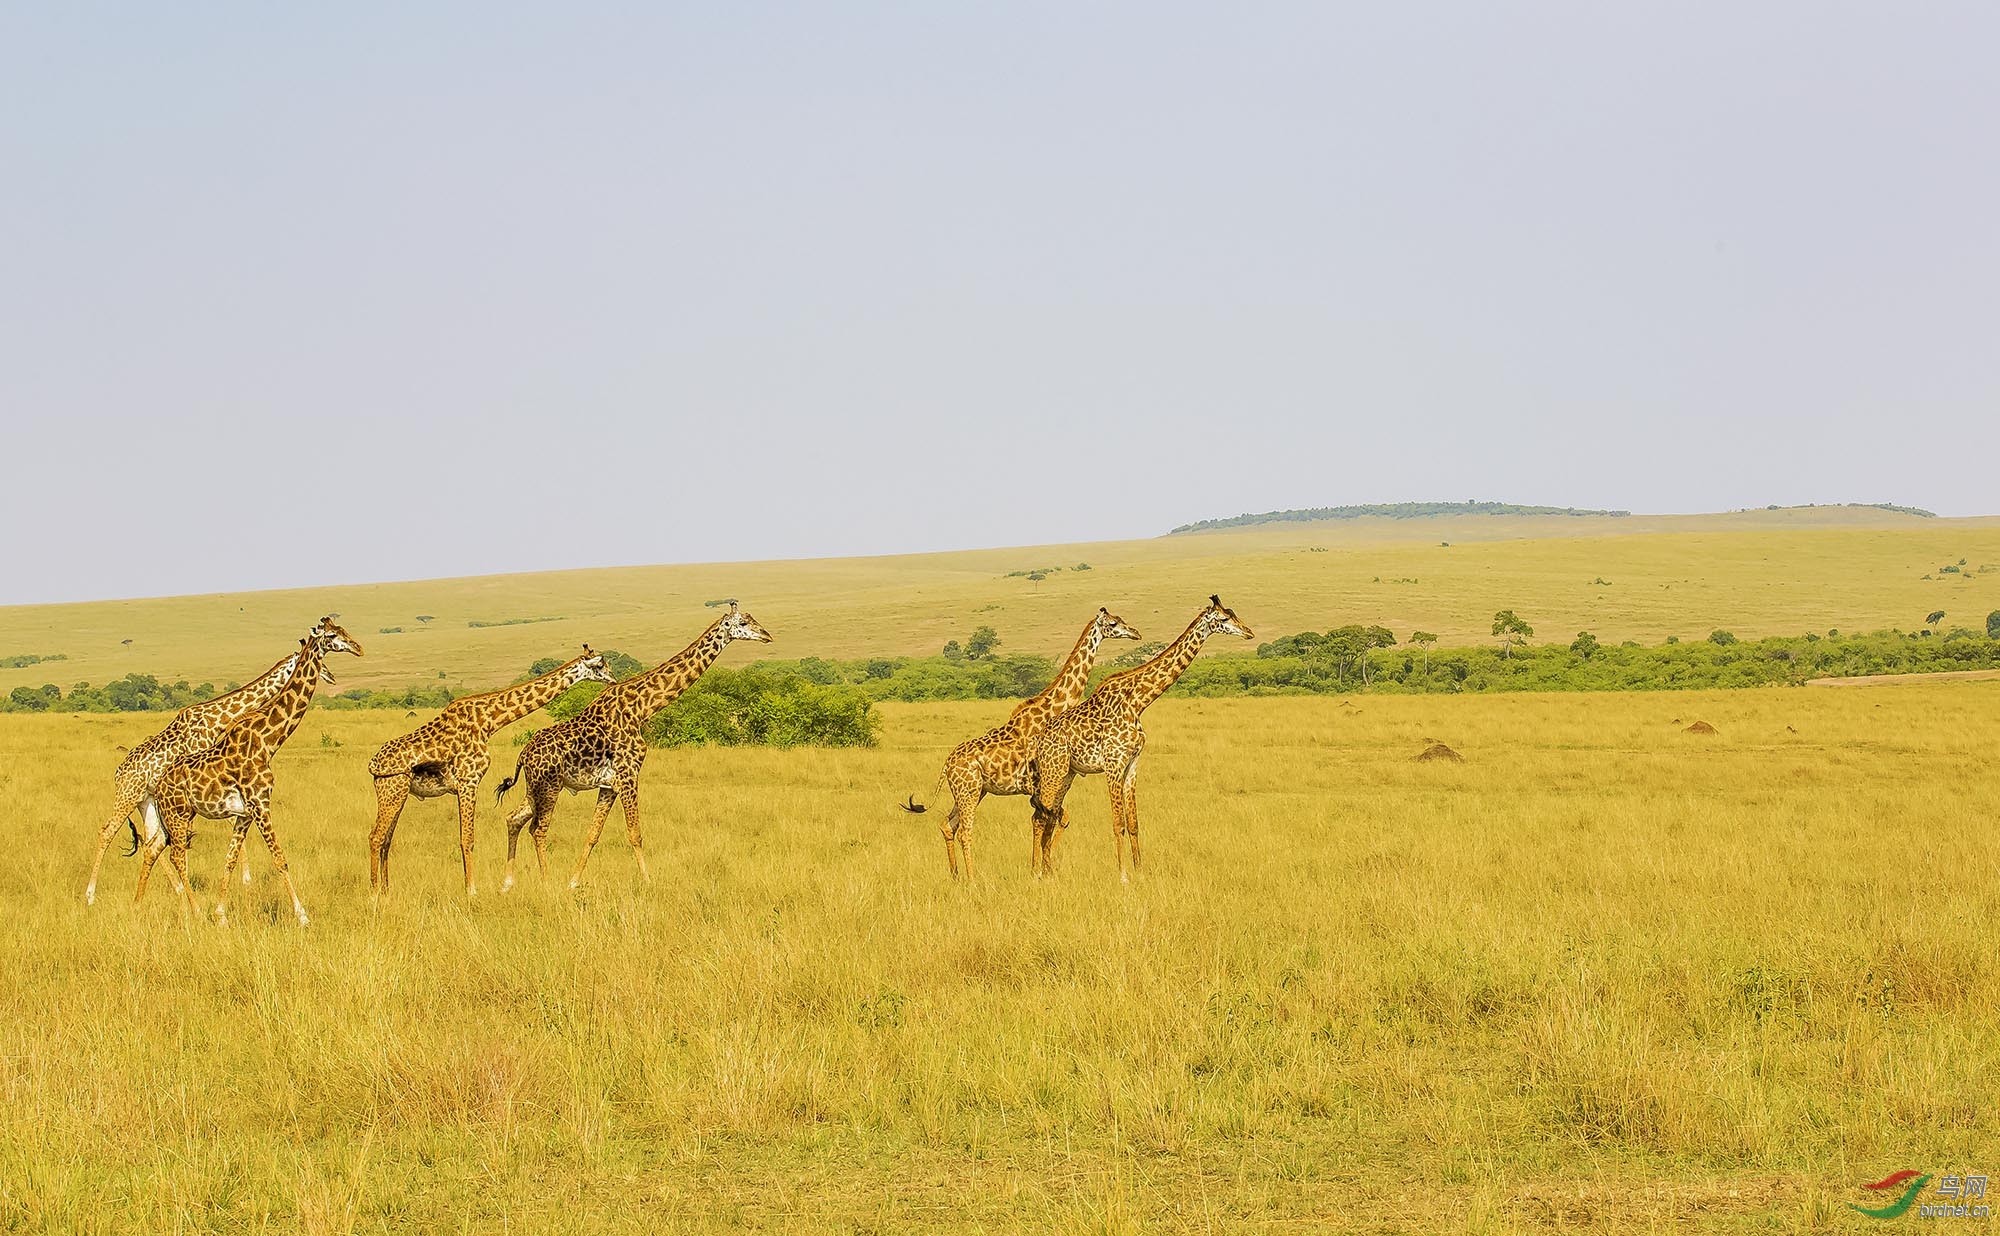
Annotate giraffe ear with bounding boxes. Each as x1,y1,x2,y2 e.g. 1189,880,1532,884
1210,594,1221,608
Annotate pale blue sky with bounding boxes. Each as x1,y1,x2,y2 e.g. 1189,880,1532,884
3,4,1995,604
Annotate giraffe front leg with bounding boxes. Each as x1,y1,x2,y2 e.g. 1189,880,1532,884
1106,780,1130,884
455,785,480,898
615,778,649,884
456,760,488,897
570,787,618,889
369,773,410,896
252,807,309,927
216,822,252,926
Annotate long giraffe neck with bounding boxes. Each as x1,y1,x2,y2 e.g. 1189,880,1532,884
1023,617,1109,715
601,622,731,726
467,661,595,731
175,646,303,742
1108,614,1213,713
240,640,331,759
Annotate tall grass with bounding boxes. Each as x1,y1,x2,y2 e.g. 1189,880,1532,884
1,684,1995,1231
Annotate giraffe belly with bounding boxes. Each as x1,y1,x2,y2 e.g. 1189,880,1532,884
409,764,453,797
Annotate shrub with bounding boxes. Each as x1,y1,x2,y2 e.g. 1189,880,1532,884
642,666,879,749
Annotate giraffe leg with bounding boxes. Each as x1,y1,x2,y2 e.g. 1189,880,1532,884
132,825,167,905
1031,754,1076,879
85,783,146,905
941,775,980,881
1121,759,1142,878
368,773,411,896
502,799,532,893
570,788,618,889
216,821,252,926
167,838,200,922
456,759,487,898
251,807,309,927
616,779,649,884
1107,780,1130,884
455,789,479,898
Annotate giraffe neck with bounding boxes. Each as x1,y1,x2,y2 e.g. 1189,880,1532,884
1109,615,1212,712
467,661,595,731
177,647,302,736
243,640,331,757
601,622,731,724
1033,618,1109,713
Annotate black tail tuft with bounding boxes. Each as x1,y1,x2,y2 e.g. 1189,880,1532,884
899,795,927,814
495,751,527,806
122,814,141,858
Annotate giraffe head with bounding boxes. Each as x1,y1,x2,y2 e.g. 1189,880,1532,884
1093,607,1143,645
718,601,774,645
1199,595,1254,641
306,616,364,683
572,645,618,685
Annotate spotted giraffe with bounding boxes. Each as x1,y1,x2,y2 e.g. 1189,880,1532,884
1030,596,1252,881
899,607,1140,879
84,625,323,904
132,619,363,924
367,646,615,898
495,603,773,890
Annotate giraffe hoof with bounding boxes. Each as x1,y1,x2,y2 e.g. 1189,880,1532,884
499,875,515,894
85,887,97,906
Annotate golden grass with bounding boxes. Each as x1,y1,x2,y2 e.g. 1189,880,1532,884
4,508,1998,694
4,681,1996,1231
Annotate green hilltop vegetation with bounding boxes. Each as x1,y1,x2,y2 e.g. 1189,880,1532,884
6,505,2000,740
1169,500,1632,534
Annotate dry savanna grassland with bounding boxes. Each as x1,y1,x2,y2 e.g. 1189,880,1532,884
2,509,1998,1233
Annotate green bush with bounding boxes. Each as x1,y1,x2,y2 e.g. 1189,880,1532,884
642,666,879,748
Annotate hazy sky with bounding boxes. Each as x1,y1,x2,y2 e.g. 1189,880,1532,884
4,4,1996,605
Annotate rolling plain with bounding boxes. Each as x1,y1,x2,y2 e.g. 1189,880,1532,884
2,507,1997,1232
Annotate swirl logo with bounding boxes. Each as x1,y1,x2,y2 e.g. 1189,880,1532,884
1849,1171,1930,1219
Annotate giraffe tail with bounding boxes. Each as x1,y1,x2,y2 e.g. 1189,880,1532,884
494,752,528,805
900,771,949,816
121,798,162,858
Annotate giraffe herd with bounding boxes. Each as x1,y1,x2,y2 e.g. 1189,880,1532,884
81,595,1248,922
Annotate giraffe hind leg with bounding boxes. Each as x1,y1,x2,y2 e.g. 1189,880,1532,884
369,773,411,896
86,784,147,904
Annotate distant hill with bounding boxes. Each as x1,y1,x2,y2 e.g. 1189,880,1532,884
1169,502,1632,535
1735,502,1936,519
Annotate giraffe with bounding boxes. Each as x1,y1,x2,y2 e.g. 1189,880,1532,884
367,646,615,898
132,618,363,924
1030,596,1252,882
84,623,324,904
495,603,773,891
898,607,1141,879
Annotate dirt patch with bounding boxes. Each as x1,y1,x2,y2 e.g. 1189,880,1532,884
1684,721,1718,735
1416,742,1464,763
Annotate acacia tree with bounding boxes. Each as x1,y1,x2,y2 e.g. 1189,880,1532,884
1410,631,1438,674
966,626,1001,660
1926,610,1946,632
1491,610,1533,660
1990,610,2000,639
1570,630,1600,660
